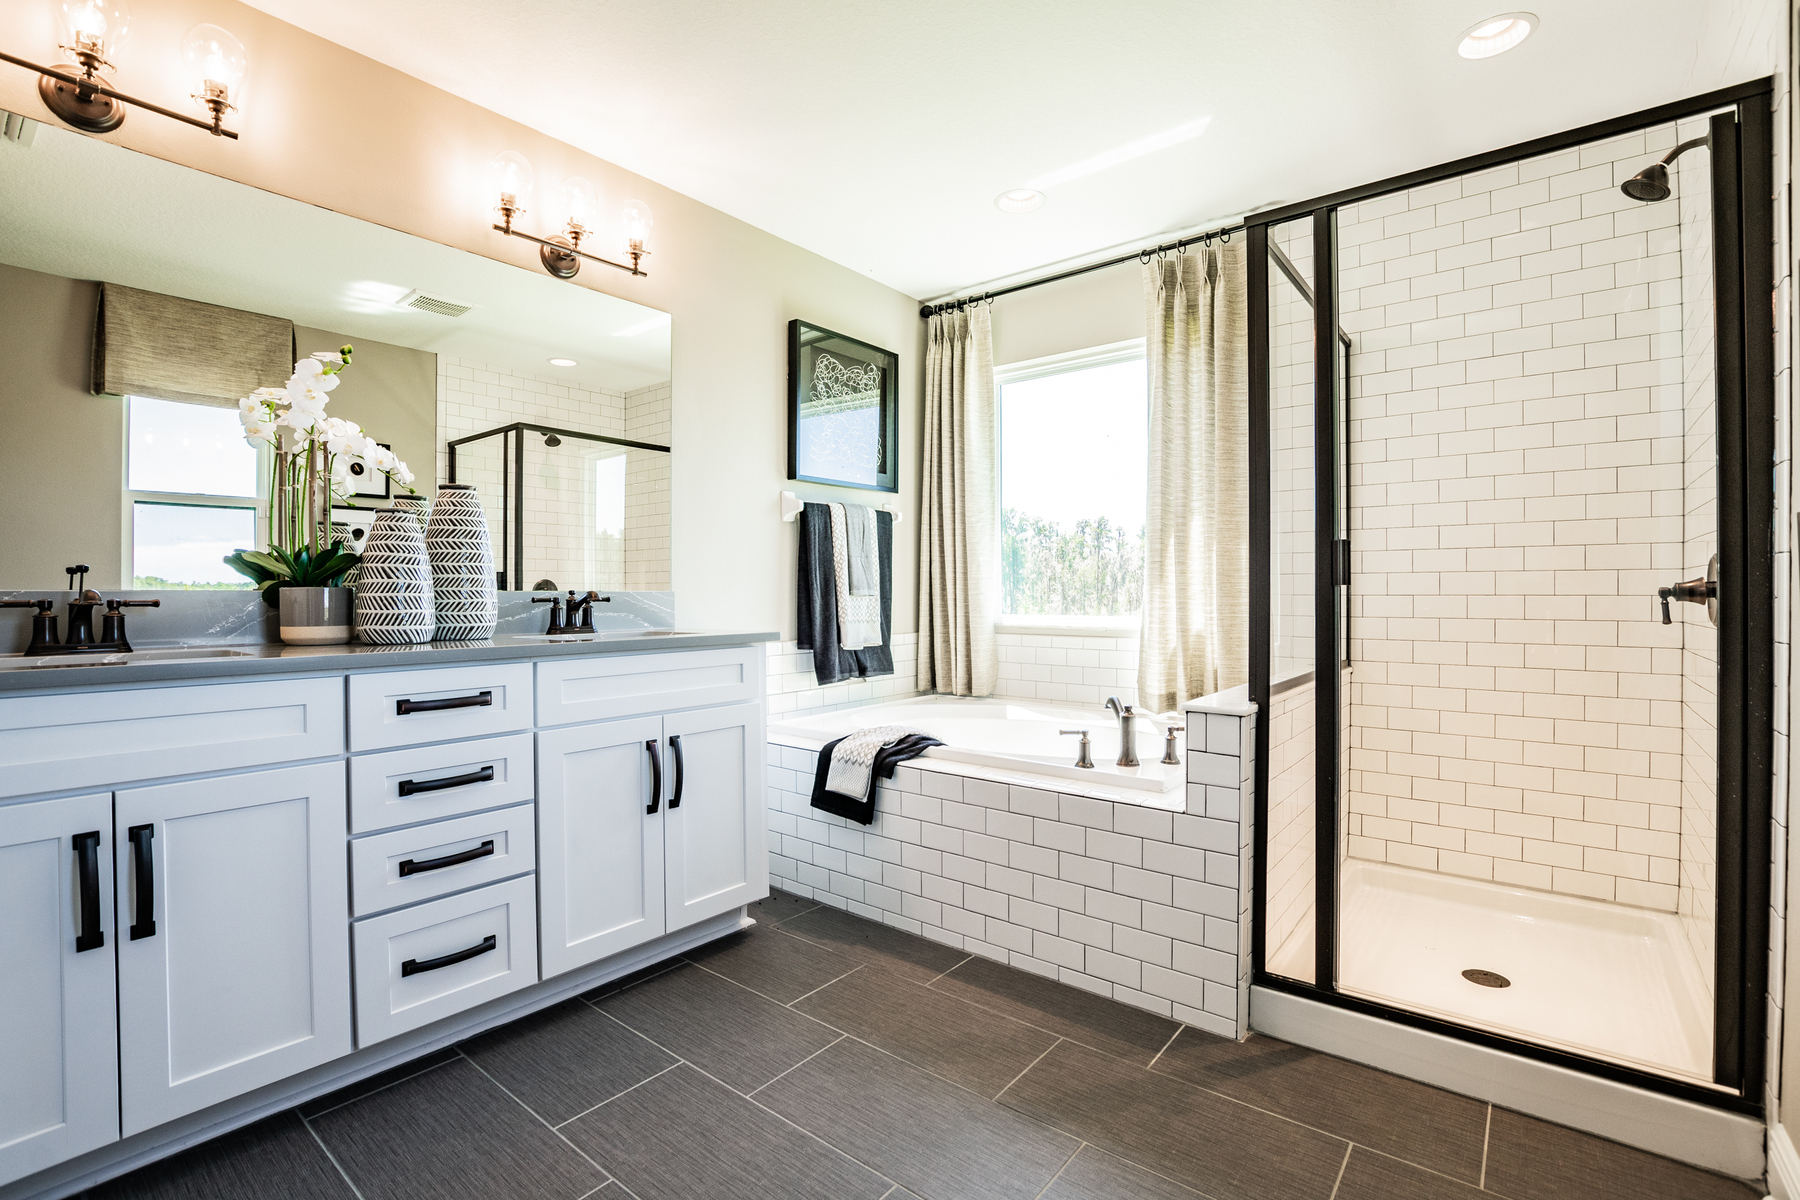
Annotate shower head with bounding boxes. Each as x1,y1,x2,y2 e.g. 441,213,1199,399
1621,163,1671,203
543,433,562,447
1620,135,1709,203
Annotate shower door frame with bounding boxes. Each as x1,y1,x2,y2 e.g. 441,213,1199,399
1247,78,1776,1113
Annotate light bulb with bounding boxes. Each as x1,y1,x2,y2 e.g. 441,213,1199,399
489,150,535,219
181,24,247,102
621,198,654,256
54,0,131,63
558,176,599,232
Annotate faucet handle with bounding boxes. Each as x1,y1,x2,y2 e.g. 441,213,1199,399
1162,724,1185,766
1,599,54,612
1059,729,1095,769
108,599,161,609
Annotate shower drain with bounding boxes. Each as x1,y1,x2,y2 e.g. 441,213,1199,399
1462,969,1511,989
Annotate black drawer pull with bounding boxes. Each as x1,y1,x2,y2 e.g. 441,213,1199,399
646,739,662,814
398,766,495,797
399,840,495,877
396,690,492,715
669,735,685,809
401,934,497,977
128,823,155,940
73,831,103,952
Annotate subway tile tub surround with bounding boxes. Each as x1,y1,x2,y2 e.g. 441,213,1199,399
769,690,1256,1038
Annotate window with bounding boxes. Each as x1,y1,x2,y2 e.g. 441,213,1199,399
125,396,261,589
996,340,1147,626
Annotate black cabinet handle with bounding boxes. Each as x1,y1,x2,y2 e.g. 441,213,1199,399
400,840,495,877
128,823,155,940
669,735,685,809
646,739,662,813
73,831,103,952
398,765,495,797
396,690,492,715
401,934,497,977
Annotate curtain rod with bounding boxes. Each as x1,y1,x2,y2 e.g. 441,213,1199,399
919,221,1247,319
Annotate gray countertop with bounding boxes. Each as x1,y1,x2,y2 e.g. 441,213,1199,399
0,630,779,692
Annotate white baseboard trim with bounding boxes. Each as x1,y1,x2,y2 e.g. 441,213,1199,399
3,910,750,1200
1769,1121,1800,1199
1251,985,1766,1182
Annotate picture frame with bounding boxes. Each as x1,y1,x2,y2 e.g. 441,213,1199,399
346,442,393,500
788,319,899,493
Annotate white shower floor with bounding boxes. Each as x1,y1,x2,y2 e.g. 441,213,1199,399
1269,860,1716,1086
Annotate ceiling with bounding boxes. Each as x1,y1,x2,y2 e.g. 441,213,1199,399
0,125,672,393
241,0,1766,302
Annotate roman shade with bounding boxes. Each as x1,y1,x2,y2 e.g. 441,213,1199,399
92,282,293,408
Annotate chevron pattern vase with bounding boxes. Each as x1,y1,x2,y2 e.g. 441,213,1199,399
426,483,498,641
353,507,437,644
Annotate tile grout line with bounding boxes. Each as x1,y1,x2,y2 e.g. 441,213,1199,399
992,1037,1065,1102
748,1034,848,1097
553,1061,684,1129
1146,1023,1186,1071
783,963,868,1007
1031,1141,1085,1200
299,1110,370,1200
1327,1143,1352,1200
298,1054,461,1121
459,1051,614,1181
1480,1105,1492,1189
922,953,975,985
678,956,856,1033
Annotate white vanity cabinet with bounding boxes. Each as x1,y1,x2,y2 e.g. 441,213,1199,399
0,793,118,1187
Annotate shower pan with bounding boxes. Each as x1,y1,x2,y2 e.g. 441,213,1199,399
1247,81,1774,1112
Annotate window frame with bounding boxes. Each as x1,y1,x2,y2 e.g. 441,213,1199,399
993,337,1148,637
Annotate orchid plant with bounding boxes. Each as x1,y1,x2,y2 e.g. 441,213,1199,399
223,346,419,603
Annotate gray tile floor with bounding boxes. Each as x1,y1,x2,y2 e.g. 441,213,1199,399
84,889,1762,1200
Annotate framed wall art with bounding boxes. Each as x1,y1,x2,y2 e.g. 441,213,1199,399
788,319,899,492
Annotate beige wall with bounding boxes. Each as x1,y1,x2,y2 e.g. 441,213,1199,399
0,264,123,590
0,0,921,636
294,325,435,501
991,260,1142,367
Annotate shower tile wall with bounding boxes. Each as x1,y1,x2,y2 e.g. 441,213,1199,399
624,381,672,590
1338,123,1715,913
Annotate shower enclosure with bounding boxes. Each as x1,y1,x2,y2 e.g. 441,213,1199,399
1248,81,1774,1110
446,422,671,594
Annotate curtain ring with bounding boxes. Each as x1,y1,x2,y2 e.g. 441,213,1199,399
1221,229,1232,243
1139,248,1153,265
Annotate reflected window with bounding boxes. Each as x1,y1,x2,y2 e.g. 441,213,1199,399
126,396,261,588
131,503,256,589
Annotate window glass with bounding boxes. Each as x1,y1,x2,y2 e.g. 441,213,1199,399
127,395,258,497
131,503,256,589
999,350,1147,618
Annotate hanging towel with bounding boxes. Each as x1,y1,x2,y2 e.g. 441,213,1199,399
810,728,944,825
830,502,883,650
798,501,894,685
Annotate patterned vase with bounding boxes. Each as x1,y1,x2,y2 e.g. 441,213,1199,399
353,508,437,644
391,493,432,529
426,483,498,641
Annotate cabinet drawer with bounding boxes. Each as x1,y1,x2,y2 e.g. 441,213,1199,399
348,664,532,751
349,732,534,834
351,803,535,917
352,875,536,1047
537,647,761,727
0,677,343,799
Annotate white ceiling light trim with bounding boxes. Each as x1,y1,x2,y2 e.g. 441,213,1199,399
1025,115,1213,190
1458,13,1536,59
995,189,1044,213
548,357,577,366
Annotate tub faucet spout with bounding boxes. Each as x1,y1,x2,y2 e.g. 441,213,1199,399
1104,696,1140,768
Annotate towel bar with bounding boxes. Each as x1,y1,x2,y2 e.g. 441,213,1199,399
780,490,902,524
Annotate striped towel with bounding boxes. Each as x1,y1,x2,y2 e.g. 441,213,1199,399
830,502,882,650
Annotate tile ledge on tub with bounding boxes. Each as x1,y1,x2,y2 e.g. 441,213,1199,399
1182,683,1257,718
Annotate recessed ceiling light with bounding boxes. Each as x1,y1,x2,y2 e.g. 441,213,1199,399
548,357,577,367
995,189,1045,214
1458,12,1536,58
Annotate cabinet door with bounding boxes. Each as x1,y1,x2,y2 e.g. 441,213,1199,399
537,716,665,977
662,702,766,930
0,793,117,1188
115,762,352,1136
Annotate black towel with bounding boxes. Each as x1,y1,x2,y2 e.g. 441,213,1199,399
810,733,944,825
797,501,894,685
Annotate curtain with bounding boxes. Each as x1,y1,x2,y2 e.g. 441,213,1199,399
917,305,998,696
92,283,293,407
1138,244,1249,711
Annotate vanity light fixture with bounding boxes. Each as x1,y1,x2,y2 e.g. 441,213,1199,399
489,150,650,279
0,0,245,138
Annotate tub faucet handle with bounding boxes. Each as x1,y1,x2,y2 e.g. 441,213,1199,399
1163,724,1184,765
1059,729,1095,769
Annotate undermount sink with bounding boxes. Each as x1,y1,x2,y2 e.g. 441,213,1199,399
0,647,258,671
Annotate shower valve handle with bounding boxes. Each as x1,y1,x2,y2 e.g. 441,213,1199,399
1657,576,1715,625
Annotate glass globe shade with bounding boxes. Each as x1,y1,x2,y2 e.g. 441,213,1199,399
55,0,131,60
489,151,535,213
558,176,599,231
621,198,655,252
181,24,247,95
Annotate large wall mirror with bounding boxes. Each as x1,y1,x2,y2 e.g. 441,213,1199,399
0,124,671,597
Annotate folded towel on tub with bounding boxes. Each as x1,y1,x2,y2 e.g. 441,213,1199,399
810,724,943,826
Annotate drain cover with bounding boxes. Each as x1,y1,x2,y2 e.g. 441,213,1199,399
1462,969,1511,989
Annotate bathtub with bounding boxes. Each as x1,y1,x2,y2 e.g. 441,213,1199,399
767,695,1185,796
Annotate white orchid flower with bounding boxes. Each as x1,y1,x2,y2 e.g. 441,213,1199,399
242,417,278,445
